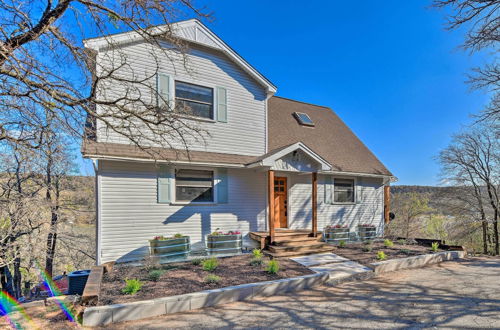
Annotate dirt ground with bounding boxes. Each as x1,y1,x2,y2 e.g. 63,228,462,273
334,241,441,265
100,254,313,305
105,257,500,329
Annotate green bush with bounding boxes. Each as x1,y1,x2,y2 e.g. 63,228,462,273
383,239,394,247
122,279,142,295
266,259,280,274
204,274,221,284
202,257,218,271
397,239,406,245
338,240,346,248
191,258,204,265
431,242,439,252
148,269,165,282
250,256,263,266
400,249,411,255
376,251,387,261
174,233,184,238
252,249,263,258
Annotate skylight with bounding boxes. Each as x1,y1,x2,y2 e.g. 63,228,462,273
293,112,315,126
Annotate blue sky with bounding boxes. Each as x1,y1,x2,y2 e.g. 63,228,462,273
79,1,490,185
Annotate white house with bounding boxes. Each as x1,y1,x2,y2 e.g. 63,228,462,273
82,19,395,264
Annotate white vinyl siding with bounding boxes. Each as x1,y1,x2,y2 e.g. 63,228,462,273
94,41,267,156
98,160,266,263
287,174,384,235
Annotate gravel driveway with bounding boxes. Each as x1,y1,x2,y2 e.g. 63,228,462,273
106,257,500,329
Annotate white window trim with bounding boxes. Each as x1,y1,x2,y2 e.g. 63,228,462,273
173,78,217,121
171,166,219,205
331,176,357,205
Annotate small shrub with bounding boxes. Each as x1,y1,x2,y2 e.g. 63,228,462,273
338,240,346,248
431,242,439,252
397,239,406,245
363,240,373,246
174,233,184,238
383,239,394,247
142,255,160,271
400,249,411,255
148,269,165,282
266,259,280,274
205,274,221,284
191,258,204,266
122,279,142,295
376,251,387,261
362,246,372,252
250,256,263,266
202,257,218,271
252,249,263,258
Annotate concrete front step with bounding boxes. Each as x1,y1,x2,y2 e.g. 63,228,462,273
264,246,335,258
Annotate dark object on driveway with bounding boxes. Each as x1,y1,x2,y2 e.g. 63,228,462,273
68,270,91,295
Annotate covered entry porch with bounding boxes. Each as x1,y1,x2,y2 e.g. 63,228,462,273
248,143,335,256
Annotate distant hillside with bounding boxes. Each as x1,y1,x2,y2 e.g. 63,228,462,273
391,185,446,194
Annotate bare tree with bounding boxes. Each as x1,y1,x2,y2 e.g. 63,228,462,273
433,0,500,122
0,0,211,154
388,192,433,240
439,123,500,254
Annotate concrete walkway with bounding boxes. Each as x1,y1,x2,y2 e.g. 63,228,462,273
291,252,373,280
106,257,500,329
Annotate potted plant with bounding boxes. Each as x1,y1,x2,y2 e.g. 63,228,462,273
323,224,350,244
357,224,377,240
206,229,242,255
149,233,190,259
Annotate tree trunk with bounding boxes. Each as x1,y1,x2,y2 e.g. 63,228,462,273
0,266,15,298
13,256,22,299
494,211,499,255
482,219,488,254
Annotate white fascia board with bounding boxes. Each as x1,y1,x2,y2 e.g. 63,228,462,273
247,142,332,171
321,169,398,182
83,19,277,94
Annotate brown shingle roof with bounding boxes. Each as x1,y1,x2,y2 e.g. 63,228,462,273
267,96,392,176
82,141,256,165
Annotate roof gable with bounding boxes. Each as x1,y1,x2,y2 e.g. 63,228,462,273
83,19,276,94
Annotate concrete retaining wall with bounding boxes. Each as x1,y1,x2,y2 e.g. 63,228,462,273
370,251,465,274
83,272,330,326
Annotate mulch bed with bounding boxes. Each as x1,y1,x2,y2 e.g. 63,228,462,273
99,254,313,305
334,241,442,266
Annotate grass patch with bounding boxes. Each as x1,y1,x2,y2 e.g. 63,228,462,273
266,259,280,274
204,274,221,284
202,257,218,272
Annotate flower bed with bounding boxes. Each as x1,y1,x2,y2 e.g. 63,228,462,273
333,240,443,266
206,230,242,255
99,254,313,305
149,235,190,259
357,224,377,240
323,225,350,243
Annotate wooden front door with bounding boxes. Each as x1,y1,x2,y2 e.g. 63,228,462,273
274,177,288,228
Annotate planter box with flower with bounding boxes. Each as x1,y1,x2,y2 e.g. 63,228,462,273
357,224,377,241
206,230,242,255
323,225,350,244
149,234,190,259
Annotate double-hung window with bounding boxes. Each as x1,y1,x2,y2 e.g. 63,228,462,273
175,169,214,203
334,178,355,203
175,81,214,119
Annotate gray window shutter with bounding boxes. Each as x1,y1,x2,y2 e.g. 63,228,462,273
216,87,227,122
157,165,173,203
217,168,229,203
156,73,171,110
324,175,332,204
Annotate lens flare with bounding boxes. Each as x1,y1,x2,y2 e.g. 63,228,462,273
36,265,76,323
0,291,34,329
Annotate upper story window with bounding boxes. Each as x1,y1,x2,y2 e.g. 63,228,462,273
293,112,314,127
175,169,214,203
175,81,214,119
334,178,354,203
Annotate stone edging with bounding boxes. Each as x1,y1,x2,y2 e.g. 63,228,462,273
82,272,331,326
370,250,465,274
83,251,464,326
